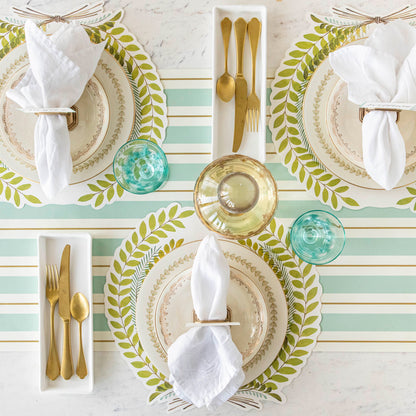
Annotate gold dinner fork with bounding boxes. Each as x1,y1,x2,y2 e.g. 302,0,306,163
246,18,262,132
46,264,60,380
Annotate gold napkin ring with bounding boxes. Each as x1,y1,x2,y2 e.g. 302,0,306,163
185,307,240,327
359,107,401,123
192,307,232,323
23,106,79,131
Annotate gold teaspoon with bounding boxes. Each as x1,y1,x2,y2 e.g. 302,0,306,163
216,17,235,102
70,292,89,379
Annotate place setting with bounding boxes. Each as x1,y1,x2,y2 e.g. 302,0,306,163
0,1,167,208
270,5,416,211
2,1,416,414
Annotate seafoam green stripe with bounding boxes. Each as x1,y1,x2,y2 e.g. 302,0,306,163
341,238,416,256
94,276,106,294
0,236,412,257
165,89,211,106
0,314,38,331
3,313,416,332
322,275,416,294
0,276,105,294
164,88,272,107
158,164,203,181
321,314,416,332
0,201,192,219
165,126,272,144
169,163,295,182
0,276,38,294
94,313,109,331
1,200,416,220
2,275,416,296
165,126,212,144
90,238,416,257
0,239,36,256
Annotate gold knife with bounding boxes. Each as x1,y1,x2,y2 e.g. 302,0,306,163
232,17,248,153
58,244,73,380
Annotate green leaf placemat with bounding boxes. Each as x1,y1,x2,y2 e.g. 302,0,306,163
269,13,416,212
0,8,167,208
104,203,322,411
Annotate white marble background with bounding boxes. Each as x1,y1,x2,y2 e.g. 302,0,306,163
2,351,416,415
1,0,416,415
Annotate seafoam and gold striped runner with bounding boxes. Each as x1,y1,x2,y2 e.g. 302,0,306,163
1,69,416,352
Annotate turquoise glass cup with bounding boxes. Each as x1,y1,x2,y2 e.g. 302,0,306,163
290,210,346,265
113,139,169,194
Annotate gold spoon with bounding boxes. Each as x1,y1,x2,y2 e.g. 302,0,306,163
70,292,89,379
216,17,235,102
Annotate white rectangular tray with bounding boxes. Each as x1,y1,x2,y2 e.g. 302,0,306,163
212,5,267,162
38,233,93,393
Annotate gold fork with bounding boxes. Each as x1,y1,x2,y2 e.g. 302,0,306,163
46,264,60,380
246,18,262,132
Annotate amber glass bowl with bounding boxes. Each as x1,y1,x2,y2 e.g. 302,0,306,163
194,155,278,239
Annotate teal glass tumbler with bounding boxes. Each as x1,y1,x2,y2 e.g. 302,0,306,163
290,210,346,265
113,139,169,194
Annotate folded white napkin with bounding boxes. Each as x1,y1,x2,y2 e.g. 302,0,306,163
329,20,416,190
168,234,244,409
6,21,104,199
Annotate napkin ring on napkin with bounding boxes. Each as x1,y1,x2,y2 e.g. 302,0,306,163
186,307,241,327
19,106,79,131
359,107,401,122
193,307,232,323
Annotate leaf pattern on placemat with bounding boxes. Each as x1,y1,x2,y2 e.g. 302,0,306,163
77,173,124,207
104,204,194,401
397,186,416,211
0,164,41,207
235,218,321,405
0,22,42,208
84,10,167,145
269,15,366,210
77,10,167,209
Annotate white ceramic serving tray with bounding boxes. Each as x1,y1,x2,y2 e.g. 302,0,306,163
38,233,93,393
212,5,267,162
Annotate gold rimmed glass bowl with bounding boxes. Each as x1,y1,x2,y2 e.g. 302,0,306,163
194,155,278,239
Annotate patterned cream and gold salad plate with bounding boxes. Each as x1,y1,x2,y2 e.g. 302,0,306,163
0,45,135,184
136,238,288,385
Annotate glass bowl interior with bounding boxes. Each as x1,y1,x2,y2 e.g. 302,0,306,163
113,139,169,194
194,155,278,239
290,210,346,265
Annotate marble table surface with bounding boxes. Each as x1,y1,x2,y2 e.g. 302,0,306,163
1,0,416,415
2,351,416,415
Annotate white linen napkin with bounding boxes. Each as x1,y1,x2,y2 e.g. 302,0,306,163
6,20,105,199
168,234,245,409
329,20,416,190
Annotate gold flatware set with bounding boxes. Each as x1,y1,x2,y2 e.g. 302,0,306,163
217,16,262,153
45,244,90,380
